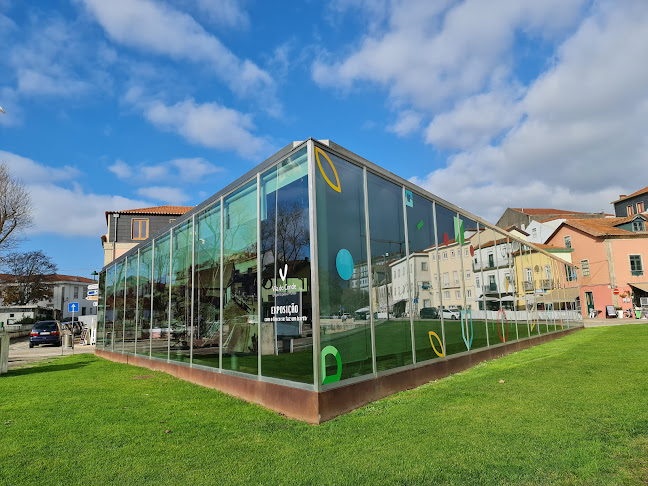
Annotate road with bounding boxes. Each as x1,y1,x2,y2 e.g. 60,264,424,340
7,336,95,370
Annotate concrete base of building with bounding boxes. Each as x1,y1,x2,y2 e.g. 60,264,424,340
96,327,580,424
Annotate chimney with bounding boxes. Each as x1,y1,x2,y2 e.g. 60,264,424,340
619,195,626,199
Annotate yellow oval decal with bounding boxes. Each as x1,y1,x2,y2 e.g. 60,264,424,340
315,147,341,193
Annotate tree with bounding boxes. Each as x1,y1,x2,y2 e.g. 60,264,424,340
0,163,33,251
0,251,57,305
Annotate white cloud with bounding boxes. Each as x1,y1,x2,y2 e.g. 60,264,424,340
411,2,648,222
136,186,190,204
143,97,273,159
0,150,151,237
424,89,524,150
387,110,422,137
80,0,274,101
314,0,586,110
0,150,81,183
107,159,132,179
193,0,250,29
109,156,224,183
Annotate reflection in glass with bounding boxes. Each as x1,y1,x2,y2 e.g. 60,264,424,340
367,172,411,371
316,149,372,382
97,270,106,348
260,149,313,383
136,245,153,356
123,254,138,354
193,203,222,368
222,180,258,375
151,233,171,360
104,266,115,350
113,261,125,352
405,191,442,363
170,220,193,364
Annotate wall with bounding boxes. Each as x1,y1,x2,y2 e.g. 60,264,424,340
613,193,648,217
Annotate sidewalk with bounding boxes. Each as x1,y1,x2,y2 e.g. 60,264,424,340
582,316,648,328
6,336,95,370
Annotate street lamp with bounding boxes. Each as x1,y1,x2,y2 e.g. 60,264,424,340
91,270,98,282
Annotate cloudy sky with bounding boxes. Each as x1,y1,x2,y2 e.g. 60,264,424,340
1,0,647,276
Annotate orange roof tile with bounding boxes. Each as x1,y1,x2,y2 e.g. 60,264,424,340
558,217,648,238
511,208,589,216
105,205,193,222
611,186,648,204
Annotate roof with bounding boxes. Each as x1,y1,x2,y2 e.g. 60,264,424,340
504,225,529,236
105,205,193,222
611,186,648,204
0,274,95,284
553,217,648,238
511,208,590,216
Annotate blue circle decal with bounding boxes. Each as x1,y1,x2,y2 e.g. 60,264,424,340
336,249,354,280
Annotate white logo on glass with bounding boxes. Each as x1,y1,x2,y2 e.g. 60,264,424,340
279,264,288,282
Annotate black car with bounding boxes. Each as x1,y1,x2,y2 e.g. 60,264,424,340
29,320,63,348
420,307,439,319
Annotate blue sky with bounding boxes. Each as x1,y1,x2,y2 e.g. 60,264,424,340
1,0,647,277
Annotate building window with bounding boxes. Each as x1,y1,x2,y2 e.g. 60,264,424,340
526,268,532,282
565,264,577,282
475,277,480,287
424,299,430,307
443,252,448,260
434,274,438,282
581,259,590,276
464,248,469,257
432,254,436,261
564,235,571,248
467,289,472,298
532,228,537,238
453,271,459,284
632,220,644,232
630,255,643,276
627,205,634,216
451,250,455,259
637,201,645,213
422,261,428,271
73,286,78,299
466,270,471,280
132,219,149,240
443,272,449,285
444,291,450,299
422,281,430,289
455,290,461,299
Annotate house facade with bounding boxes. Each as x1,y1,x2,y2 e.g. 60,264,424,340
546,216,648,317
496,208,606,231
102,205,193,266
612,186,648,217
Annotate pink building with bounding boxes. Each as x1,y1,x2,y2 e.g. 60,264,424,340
546,215,648,317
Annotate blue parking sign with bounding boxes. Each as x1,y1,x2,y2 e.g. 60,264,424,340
68,302,79,313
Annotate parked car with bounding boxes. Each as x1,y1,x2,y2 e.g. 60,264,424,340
442,309,460,320
29,320,62,348
420,307,439,319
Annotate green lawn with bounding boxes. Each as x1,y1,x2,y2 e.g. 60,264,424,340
1,324,647,485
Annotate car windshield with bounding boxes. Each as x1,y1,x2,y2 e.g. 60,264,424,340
33,322,58,331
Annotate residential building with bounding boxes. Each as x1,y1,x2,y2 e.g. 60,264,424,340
0,274,96,321
612,186,648,217
545,215,648,317
102,205,193,265
496,207,606,231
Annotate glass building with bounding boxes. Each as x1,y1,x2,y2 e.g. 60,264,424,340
97,139,582,423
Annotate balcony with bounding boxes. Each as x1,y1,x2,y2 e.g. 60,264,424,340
541,279,553,290
523,281,534,291
473,257,512,271
483,284,498,294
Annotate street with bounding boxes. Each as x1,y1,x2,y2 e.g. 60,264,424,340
7,336,95,370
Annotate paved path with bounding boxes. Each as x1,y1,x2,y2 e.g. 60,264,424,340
7,336,95,370
582,316,648,327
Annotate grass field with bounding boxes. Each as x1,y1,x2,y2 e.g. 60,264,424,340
1,324,647,485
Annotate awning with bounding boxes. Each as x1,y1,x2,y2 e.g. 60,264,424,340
542,287,581,302
629,282,648,293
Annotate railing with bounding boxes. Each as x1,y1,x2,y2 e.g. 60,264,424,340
472,257,512,271
524,281,534,291
483,284,498,293
541,279,554,290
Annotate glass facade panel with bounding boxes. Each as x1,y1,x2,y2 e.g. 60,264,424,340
136,244,153,356
260,149,313,383
434,204,467,356
104,265,115,350
316,149,372,383
405,191,442,363
457,215,488,351
123,255,138,354
114,261,125,352
367,172,411,371
170,220,193,364
97,270,106,348
222,180,258,375
193,203,222,368
151,233,171,360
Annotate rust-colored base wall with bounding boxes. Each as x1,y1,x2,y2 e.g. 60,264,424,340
96,327,580,424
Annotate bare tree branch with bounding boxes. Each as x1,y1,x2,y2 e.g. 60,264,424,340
0,163,33,251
